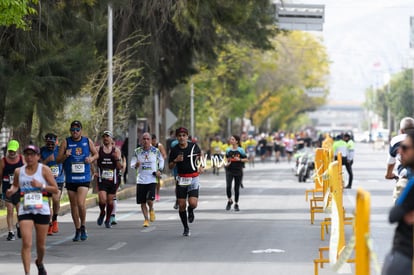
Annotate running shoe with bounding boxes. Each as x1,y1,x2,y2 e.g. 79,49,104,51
183,227,191,237
52,220,59,233
35,259,47,275
110,214,117,225
226,200,233,211
149,209,156,222
80,226,88,241
173,201,179,210
97,212,105,226
188,208,194,223
16,223,21,238
7,231,15,241
47,223,53,236
155,194,160,201
143,220,150,227
234,204,240,211
105,221,112,229
72,230,80,242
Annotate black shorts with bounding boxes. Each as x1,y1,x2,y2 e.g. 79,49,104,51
97,181,119,195
56,182,65,191
176,185,199,199
19,213,50,225
136,183,156,204
2,192,20,206
66,182,90,192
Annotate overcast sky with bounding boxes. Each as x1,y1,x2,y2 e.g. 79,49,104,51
287,0,414,103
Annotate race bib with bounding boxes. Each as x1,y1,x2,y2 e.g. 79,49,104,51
23,192,43,210
178,176,192,186
101,169,114,180
71,163,85,173
50,165,59,177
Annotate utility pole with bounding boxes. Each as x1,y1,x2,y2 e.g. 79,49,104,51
190,82,194,137
107,3,113,132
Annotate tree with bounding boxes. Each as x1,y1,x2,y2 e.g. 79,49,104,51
365,69,414,129
0,0,37,29
0,1,103,145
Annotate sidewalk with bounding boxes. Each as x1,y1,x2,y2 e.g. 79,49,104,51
0,176,176,233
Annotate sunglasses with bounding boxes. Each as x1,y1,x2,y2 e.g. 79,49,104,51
70,128,81,132
400,144,413,152
177,134,187,137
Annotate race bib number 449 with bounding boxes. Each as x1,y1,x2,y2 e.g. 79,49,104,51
23,192,43,210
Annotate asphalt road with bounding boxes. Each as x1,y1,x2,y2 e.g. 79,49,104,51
0,142,395,275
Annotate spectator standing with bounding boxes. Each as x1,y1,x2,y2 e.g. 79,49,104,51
382,129,414,274
385,117,414,201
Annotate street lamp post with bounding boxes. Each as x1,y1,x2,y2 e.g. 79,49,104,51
108,3,113,132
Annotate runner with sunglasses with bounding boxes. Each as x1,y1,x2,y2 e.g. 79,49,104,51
57,120,98,241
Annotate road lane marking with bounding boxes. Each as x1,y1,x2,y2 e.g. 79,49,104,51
107,241,127,250
62,265,86,275
251,248,285,254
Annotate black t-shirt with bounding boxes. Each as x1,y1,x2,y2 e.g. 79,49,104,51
169,141,201,174
225,147,247,176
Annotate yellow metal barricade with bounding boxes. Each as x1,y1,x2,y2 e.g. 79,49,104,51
313,161,355,275
355,188,370,275
307,148,331,224
320,151,353,240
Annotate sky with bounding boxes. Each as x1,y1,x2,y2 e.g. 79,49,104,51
287,0,414,103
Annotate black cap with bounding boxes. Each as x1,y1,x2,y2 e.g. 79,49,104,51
45,133,57,142
70,120,82,128
389,179,414,223
175,127,189,136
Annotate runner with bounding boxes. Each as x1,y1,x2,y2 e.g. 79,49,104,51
168,127,204,236
40,133,65,235
96,130,123,228
57,120,98,241
131,132,164,227
243,135,257,167
0,139,24,241
7,144,58,275
224,135,248,211
210,135,224,175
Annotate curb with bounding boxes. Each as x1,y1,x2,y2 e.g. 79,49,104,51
0,176,176,234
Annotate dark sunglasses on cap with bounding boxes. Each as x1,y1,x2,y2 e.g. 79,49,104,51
70,128,81,132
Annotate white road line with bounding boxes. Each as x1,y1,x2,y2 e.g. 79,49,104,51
251,248,286,254
107,241,127,250
61,265,86,275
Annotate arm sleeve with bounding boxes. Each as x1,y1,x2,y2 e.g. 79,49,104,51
158,150,165,171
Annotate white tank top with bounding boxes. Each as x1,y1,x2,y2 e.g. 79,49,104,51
18,163,50,216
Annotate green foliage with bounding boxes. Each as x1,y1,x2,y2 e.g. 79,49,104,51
0,0,38,29
365,69,414,126
0,1,103,144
